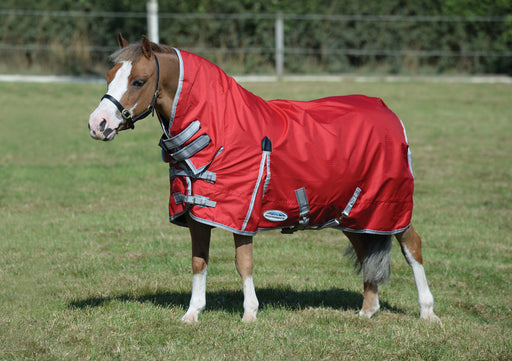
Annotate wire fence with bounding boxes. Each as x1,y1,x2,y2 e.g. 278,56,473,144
1,9,511,76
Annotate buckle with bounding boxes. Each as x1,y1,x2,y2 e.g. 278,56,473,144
121,109,132,120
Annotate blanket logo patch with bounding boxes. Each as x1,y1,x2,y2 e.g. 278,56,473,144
263,210,288,222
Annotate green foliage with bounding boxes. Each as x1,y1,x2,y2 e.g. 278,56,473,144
1,0,511,75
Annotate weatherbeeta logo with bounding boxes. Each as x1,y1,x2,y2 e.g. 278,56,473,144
263,210,288,222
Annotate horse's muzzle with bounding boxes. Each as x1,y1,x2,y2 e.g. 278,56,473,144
88,120,117,141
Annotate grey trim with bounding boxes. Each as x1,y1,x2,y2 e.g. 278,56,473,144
168,48,184,134
169,167,216,183
162,120,201,149
188,213,258,236
258,223,410,235
342,187,362,217
172,214,409,237
340,224,411,235
170,134,211,162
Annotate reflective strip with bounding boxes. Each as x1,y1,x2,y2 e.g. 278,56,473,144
261,136,272,198
171,134,211,162
262,152,271,197
173,192,216,208
295,188,310,220
241,137,273,232
169,167,217,183
241,151,267,232
342,187,362,217
161,120,201,149
168,48,184,134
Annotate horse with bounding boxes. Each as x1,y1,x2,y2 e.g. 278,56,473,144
88,34,440,323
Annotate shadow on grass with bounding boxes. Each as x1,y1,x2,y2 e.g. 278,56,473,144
68,287,404,315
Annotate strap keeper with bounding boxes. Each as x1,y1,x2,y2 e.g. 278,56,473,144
173,192,217,208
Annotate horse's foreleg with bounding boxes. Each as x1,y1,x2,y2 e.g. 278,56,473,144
233,234,259,322
182,214,212,322
395,225,440,322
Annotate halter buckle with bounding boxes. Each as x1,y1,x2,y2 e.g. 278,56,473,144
121,109,132,120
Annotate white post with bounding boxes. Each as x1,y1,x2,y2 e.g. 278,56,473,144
147,0,159,43
275,12,284,80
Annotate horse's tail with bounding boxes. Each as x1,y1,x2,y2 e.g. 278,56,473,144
344,234,392,285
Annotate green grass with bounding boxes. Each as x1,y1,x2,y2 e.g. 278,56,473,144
1,80,511,360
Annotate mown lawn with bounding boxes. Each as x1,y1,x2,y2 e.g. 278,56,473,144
0,79,511,360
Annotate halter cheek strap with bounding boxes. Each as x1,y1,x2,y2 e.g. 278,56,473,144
101,55,160,130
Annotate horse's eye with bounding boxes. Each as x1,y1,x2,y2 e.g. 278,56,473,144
132,79,146,88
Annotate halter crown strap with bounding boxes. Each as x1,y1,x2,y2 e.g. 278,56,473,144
101,55,160,130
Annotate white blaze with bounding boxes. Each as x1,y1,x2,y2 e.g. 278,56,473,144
88,61,134,140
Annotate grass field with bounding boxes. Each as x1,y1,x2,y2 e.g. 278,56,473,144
0,79,511,360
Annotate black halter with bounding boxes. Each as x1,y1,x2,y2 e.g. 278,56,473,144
101,55,160,130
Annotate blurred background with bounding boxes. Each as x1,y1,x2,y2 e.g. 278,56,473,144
1,0,511,77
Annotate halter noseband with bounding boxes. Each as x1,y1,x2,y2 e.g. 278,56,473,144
101,55,160,130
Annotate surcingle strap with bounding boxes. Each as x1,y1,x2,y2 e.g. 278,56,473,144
170,134,211,162
281,187,310,234
169,167,216,183
160,120,201,149
159,120,212,164
173,192,216,208
295,187,310,225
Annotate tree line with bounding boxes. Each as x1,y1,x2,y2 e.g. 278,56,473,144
1,0,511,75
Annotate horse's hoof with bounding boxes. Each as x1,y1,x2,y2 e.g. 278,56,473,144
358,306,380,318
421,312,442,323
181,312,199,323
242,312,257,322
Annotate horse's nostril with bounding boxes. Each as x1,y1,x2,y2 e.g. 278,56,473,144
103,128,114,138
99,119,107,132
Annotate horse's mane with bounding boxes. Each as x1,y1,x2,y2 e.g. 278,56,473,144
109,42,175,63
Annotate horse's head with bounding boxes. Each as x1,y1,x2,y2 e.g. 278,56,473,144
88,34,160,141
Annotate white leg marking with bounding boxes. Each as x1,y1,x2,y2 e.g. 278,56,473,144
182,266,207,322
402,245,441,322
242,276,259,322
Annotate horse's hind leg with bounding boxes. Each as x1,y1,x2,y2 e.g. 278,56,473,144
395,225,440,322
182,214,212,322
233,233,259,322
344,232,392,318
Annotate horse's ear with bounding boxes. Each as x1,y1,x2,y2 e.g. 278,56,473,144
117,33,129,49
141,35,153,59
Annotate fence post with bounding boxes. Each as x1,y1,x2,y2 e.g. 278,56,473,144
147,0,159,43
275,12,284,80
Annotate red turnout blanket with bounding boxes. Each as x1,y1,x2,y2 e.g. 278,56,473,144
161,49,414,235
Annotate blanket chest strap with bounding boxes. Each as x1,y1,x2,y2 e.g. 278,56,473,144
173,192,217,208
